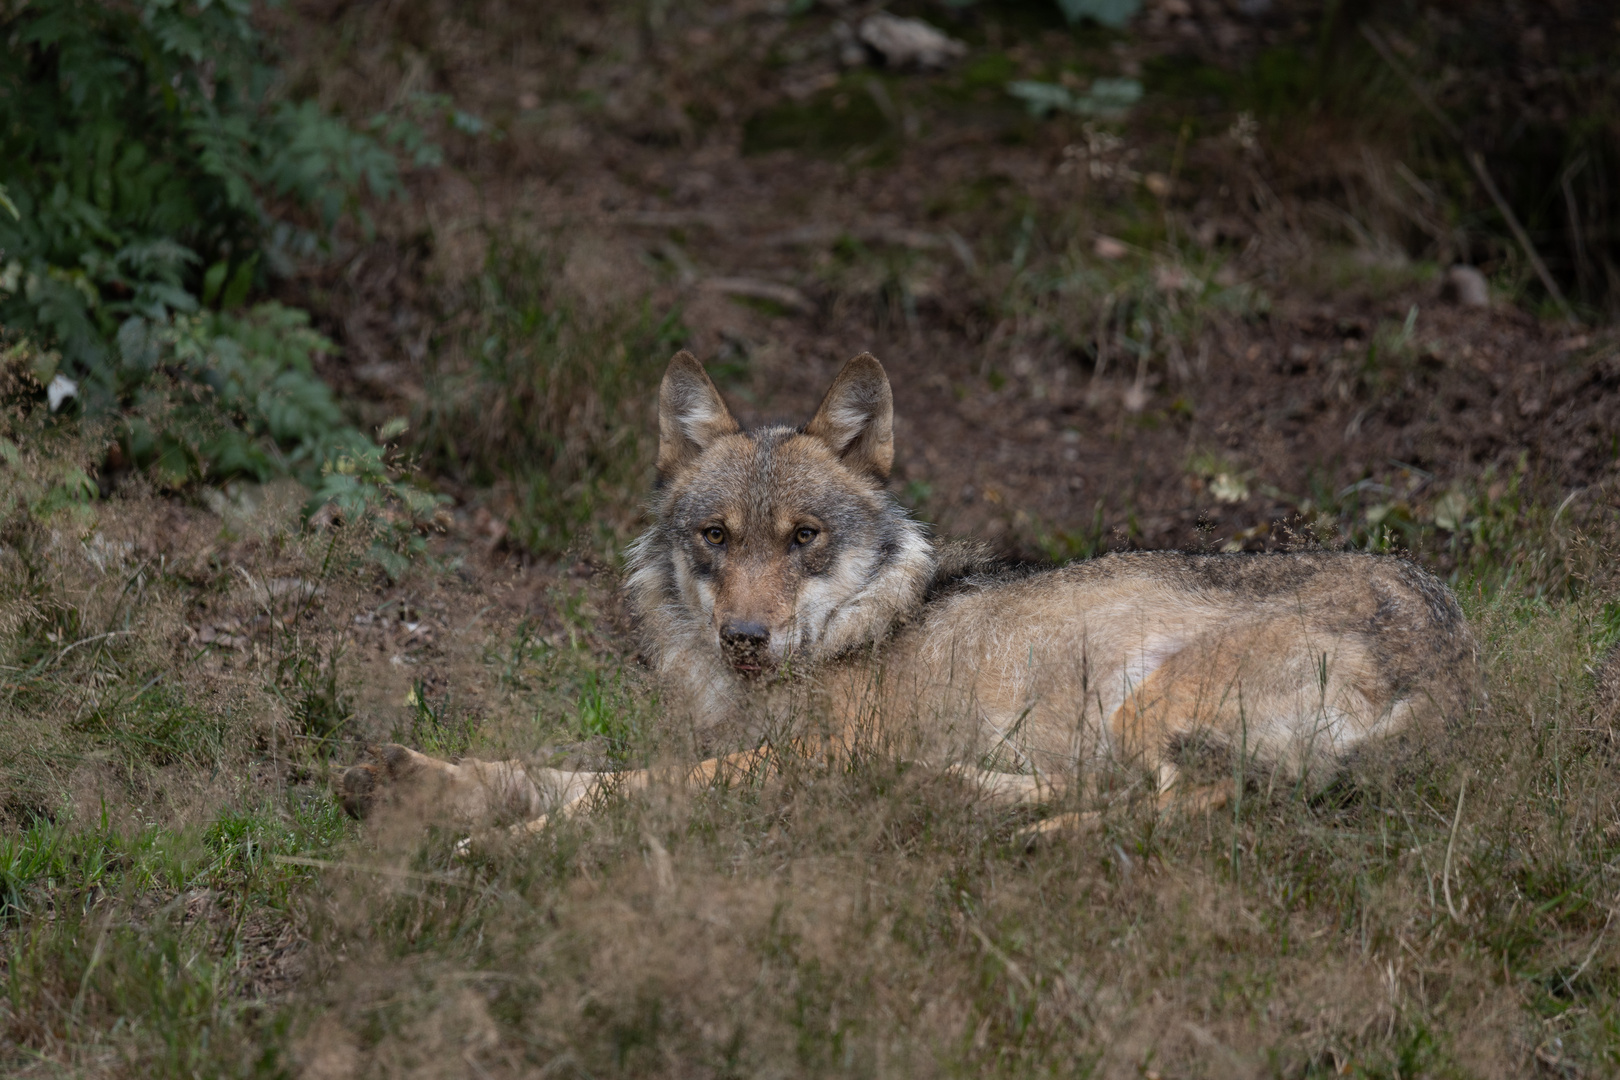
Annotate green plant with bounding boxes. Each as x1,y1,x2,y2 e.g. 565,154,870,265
573,666,643,757
1,797,346,1074
1053,0,1140,27
122,303,356,485
308,420,450,578
1033,500,1107,563
73,681,228,768
0,0,413,493
1007,77,1142,118
1008,240,1261,407
274,643,353,755
403,678,478,757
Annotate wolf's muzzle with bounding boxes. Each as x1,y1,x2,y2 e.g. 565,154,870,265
720,621,773,677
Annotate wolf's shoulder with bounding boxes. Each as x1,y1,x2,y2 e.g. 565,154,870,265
921,538,1045,600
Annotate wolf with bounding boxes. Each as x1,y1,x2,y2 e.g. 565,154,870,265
338,351,1478,834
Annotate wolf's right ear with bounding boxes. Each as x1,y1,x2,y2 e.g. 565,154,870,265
657,351,740,477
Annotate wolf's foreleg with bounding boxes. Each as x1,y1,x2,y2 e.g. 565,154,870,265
502,747,779,838
337,743,555,820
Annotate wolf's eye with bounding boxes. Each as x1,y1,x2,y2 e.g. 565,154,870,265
703,526,726,546
793,526,818,546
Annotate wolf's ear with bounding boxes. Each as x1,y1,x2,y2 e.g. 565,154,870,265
658,351,740,476
805,352,894,480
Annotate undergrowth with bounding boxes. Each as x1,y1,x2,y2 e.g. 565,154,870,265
419,241,685,556
0,0,437,502
0,369,383,1074
5,336,1618,1076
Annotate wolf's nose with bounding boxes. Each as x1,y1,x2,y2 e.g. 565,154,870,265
721,621,770,646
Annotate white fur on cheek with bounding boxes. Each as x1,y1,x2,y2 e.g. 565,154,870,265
671,552,717,621
790,573,853,653
801,515,934,660
796,550,877,648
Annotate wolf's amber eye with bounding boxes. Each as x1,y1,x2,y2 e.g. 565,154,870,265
793,526,818,546
703,526,726,546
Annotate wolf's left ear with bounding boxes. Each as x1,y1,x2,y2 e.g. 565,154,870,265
658,351,741,477
805,352,894,480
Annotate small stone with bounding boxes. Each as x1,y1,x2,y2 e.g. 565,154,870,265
1094,235,1129,260
857,13,966,69
1154,264,1192,292
47,374,77,412
1440,265,1490,308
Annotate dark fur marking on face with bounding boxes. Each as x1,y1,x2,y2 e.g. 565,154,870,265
800,541,834,575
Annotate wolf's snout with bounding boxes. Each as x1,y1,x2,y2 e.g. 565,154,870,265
719,621,774,676
721,620,770,645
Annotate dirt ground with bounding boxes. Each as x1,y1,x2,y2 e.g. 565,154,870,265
268,0,1620,577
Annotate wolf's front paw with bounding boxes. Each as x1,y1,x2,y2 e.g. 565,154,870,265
334,743,421,818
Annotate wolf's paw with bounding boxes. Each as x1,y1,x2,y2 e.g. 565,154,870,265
334,743,421,818
449,811,554,861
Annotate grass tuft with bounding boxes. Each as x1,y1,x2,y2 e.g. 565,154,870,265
418,240,686,556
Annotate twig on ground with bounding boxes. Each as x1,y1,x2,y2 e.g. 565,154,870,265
49,630,135,668
270,853,465,886
1442,773,1468,922
1559,899,1617,997
761,222,977,271
70,913,113,1020
701,277,815,314
967,922,1034,993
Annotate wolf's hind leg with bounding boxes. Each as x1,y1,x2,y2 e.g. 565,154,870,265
1015,768,1231,850
947,764,1067,806
940,765,1090,849
1151,761,1232,817
1015,811,1099,848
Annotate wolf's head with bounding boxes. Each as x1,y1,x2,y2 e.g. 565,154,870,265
625,351,934,684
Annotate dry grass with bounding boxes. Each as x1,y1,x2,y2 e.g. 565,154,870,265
279,576,1620,1079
